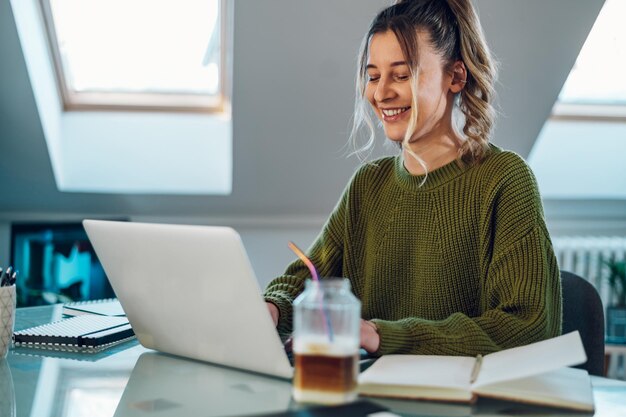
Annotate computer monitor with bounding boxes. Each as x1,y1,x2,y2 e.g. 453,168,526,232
10,221,123,307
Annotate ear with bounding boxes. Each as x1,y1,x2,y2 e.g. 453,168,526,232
449,60,467,94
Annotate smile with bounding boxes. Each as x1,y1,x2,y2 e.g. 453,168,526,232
381,107,410,117
380,106,410,122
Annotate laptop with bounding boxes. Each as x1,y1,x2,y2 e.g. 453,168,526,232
83,219,294,379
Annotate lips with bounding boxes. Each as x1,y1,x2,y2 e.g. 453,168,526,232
381,106,410,122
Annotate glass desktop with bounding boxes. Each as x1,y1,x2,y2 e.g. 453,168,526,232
3,305,626,417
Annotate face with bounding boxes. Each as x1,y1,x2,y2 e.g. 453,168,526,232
365,30,461,144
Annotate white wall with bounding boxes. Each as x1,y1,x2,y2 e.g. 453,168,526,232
530,120,626,199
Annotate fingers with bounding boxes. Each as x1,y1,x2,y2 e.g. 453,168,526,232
359,319,381,353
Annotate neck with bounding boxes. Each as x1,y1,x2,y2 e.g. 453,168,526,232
402,95,462,175
403,133,460,175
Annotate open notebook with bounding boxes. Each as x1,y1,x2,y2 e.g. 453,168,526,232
358,331,594,412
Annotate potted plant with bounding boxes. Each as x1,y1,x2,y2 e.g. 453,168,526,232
604,259,626,343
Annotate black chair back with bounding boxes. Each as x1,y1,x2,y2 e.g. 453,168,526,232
561,270,605,376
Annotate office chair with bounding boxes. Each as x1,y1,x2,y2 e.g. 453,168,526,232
561,270,605,376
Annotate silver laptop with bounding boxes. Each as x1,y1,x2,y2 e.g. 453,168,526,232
83,219,294,379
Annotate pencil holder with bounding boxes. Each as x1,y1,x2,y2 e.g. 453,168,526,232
0,285,16,358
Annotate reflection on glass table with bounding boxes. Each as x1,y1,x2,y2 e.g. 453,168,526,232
3,305,626,417
0,358,16,417
113,352,292,417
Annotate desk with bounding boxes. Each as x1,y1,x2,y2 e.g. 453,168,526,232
2,306,626,417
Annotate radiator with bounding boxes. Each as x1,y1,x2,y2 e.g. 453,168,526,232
552,236,626,308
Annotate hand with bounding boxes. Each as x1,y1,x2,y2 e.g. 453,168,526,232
266,302,279,327
360,319,380,353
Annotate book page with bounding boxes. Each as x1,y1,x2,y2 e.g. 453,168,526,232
359,355,475,391
473,331,586,388
473,367,594,412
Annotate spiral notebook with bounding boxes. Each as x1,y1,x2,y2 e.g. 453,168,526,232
13,315,135,352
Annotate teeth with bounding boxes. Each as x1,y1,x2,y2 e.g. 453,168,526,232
382,107,409,117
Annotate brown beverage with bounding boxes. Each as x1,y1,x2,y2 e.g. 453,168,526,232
292,344,358,404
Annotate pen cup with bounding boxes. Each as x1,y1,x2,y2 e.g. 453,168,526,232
0,285,16,358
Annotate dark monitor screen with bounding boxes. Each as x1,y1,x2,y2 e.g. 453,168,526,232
10,221,122,307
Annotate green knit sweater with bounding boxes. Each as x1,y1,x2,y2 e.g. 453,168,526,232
264,145,562,356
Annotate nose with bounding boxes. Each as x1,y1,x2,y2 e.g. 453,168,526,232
373,77,396,103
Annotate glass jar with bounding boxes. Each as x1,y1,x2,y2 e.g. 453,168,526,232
292,278,361,404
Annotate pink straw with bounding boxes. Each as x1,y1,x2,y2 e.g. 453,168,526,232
288,241,319,282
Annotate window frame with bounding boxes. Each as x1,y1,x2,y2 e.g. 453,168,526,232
39,0,230,114
552,103,626,123
550,0,626,123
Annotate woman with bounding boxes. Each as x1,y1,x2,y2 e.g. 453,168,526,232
264,0,561,356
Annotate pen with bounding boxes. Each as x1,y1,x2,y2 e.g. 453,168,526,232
9,270,18,286
470,354,483,384
0,266,17,287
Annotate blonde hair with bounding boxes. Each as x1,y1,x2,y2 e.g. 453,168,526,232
349,0,497,170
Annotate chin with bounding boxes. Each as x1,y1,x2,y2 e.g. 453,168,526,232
383,131,405,143
382,123,410,142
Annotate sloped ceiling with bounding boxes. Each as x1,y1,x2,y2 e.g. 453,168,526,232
0,0,604,219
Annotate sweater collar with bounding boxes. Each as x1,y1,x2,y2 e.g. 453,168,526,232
394,154,467,191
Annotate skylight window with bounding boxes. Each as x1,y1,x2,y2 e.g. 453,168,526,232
553,0,626,119
41,0,226,112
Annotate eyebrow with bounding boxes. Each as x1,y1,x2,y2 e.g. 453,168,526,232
366,61,409,69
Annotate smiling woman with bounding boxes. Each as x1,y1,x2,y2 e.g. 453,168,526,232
364,30,465,174
350,0,496,176
264,0,562,358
